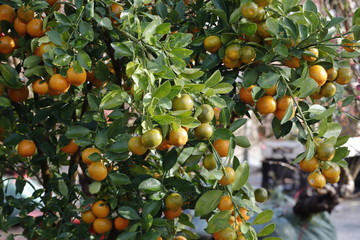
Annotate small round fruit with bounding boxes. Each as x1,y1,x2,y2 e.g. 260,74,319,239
8,87,29,102
165,193,183,211
254,0,272,7
88,162,108,181
310,86,323,99
0,5,16,23
239,207,251,222
164,208,182,220
173,236,187,240
114,217,129,231
276,95,292,111
66,67,87,86
335,68,353,85
274,107,295,121
256,22,271,39
299,156,319,172
320,82,336,98
168,127,188,147
194,123,213,140
172,94,194,111
322,164,340,180
49,74,70,92
241,2,258,20
82,148,101,164
326,68,338,81
219,167,236,186
0,36,15,54
307,172,326,188
203,153,217,171
92,200,110,218
251,7,265,23
141,129,162,148
215,227,237,240
309,65,328,86
223,55,240,69
198,104,215,123
81,210,96,224
254,188,268,203
302,48,319,62
156,139,172,151
32,79,49,95
265,84,277,96
111,3,124,18
128,136,148,155
283,56,300,68
316,143,335,161
204,35,222,53
60,140,79,154
326,175,340,184
213,139,230,157
225,44,242,60
93,218,113,234
239,85,255,104
240,46,256,64
26,18,45,38
17,6,34,23
14,18,27,37
256,96,277,115
218,196,234,211
17,139,36,157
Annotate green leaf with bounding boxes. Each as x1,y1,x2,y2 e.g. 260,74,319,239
258,72,280,89
235,136,251,148
171,48,193,58
342,95,354,107
143,17,162,43
89,181,101,194
65,126,92,138
305,137,315,160
94,61,110,82
138,178,163,193
214,128,233,140
258,223,276,237
100,90,129,109
53,54,72,66
153,81,171,99
238,22,257,36
111,42,133,58
109,173,131,186
58,181,68,197
0,64,23,88
205,211,232,233
266,17,278,36
334,136,350,147
323,122,341,138
232,161,249,191
304,0,318,13
212,83,233,94
118,206,141,220
229,7,241,24
95,129,107,149
205,70,223,88
79,21,94,41
0,96,10,107
24,55,43,68
208,96,227,108
54,12,72,26
229,119,247,132
195,190,222,216
331,147,350,163
156,23,171,34
253,210,273,225
99,17,113,30
280,102,295,124
116,232,137,240
243,68,258,87
77,50,92,70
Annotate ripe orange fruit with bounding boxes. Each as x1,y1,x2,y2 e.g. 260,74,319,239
320,82,336,98
0,5,16,23
173,236,187,240
241,2,258,19
111,3,123,18
218,196,234,211
265,84,277,96
38,42,55,55
164,208,182,220
194,123,213,140
17,6,34,23
92,200,110,218
214,107,221,121
204,35,222,53
343,34,357,52
141,129,163,148
114,217,129,231
0,36,15,54
299,156,319,172
213,139,230,157
254,0,272,7
316,143,335,161
47,0,61,10
239,85,255,104
8,86,29,102
326,175,340,184
326,67,338,81
240,46,256,64
168,127,188,147
87,71,108,88
165,193,183,211
49,74,69,92
219,167,236,185
26,18,45,38
197,104,215,123
223,55,240,69
335,68,353,85
32,79,49,95
256,96,276,115
283,56,300,68
0,83,4,96
322,164,340,180
82,147,101,165
128,136,148,155
17,139,36,157
60,140,79,154
256,22,271,39
156,139,172,151
274,107,295,121
302,48,319,62
66,67,87,86
307,172,326,188
93,218,113,234
203,153,217,171
47,87,61,96
213,227,236,240
310,86,322,99
14,18,27,37
81,210,96,224
225,44,242,60
88,162,108,181
309,65,327,86
251,6,265,23
238,207,251,222
172,94,194,111
276,95,292,111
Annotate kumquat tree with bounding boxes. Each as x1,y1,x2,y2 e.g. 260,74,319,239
0,0,359,239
